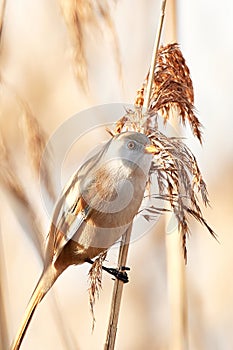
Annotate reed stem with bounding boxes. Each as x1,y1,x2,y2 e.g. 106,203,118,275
143,0,167,112
105,2,168,349
104,224,132,350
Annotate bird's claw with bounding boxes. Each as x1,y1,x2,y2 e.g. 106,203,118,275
108,268,129,283
86,259,130,283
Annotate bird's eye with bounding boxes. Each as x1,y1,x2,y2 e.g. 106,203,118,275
127,141,136,150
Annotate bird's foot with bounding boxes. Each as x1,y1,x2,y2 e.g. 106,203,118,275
86,259,130,283
102,266,129,283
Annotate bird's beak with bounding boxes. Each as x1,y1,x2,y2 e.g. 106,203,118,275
144,144,159,154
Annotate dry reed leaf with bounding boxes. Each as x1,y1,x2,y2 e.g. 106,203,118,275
59,0,88,91
0,133,44,255
1,0,53,202
88,251,107,330
20,101,56,203
59,0,121,91
96,1,123,82
0,78,56,202
135,43,202,143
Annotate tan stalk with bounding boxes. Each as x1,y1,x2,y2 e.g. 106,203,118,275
143,0,167,111
104,2,167,349
104,224,132,350
163,1,188,349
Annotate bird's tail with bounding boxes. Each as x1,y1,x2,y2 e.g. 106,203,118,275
11,266,58,350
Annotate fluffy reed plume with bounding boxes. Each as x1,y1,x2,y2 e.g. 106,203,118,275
88,251,107,330
146,130,216,261
59,0,121,90
135,43,202,143
111,43,216,261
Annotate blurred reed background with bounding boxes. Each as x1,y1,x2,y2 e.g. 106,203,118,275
0,0,233,349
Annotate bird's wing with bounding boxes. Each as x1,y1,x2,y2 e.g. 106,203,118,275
46,171,91,264
45,139,112,264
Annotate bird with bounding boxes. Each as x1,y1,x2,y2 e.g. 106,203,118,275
11,131,157,349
